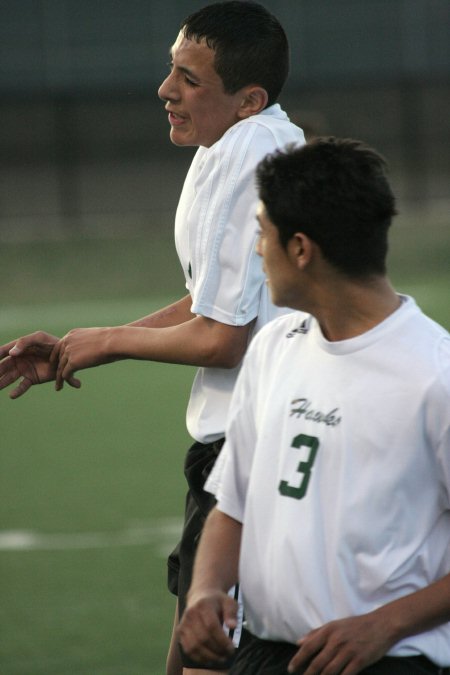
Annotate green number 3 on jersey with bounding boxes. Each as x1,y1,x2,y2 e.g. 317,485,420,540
279,434,319,500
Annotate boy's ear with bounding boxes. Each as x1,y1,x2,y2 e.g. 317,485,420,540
289,233,314,269
237,86,269,119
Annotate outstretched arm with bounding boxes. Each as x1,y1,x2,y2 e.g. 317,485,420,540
177,507,242,666
2,292,254,394
0,294,194,398
51,312,253,389
288,572,450,674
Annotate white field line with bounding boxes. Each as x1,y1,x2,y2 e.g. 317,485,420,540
0,517,182,552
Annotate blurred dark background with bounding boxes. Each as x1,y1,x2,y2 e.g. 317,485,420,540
1,0,449,242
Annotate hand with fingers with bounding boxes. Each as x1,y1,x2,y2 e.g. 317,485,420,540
0,331,81,398
50,327,116,391
288,613,393,674
177,590,238,666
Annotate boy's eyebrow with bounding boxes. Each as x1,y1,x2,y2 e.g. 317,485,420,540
179,65,199,80
168,50,200,81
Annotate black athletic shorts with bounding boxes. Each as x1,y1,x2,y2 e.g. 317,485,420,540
167,439,249,670
229,634,450,675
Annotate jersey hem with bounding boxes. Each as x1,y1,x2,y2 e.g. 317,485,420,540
191,302,258,327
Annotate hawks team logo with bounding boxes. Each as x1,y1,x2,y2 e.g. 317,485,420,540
290,397,342,427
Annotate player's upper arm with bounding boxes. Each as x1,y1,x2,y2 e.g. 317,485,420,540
195,315,255,369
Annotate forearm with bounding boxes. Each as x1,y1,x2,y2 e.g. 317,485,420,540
127,294,194,329
178,508,242,663
188,508,242,600
106,315,251,368
52,309,254,387
373,572,450,645
290,572,450,674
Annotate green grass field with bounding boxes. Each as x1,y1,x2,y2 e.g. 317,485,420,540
1,216,449,674
0,322,194,674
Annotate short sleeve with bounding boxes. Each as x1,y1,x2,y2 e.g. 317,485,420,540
188,123,282,325
213,347,259,521
435,336,450,505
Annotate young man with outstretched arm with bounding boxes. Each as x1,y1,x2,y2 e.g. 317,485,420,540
0,3,305,673
178,138,450,674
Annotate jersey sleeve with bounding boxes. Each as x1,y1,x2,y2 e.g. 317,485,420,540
188,122,280,325
434,336,450,505
213,345,259,522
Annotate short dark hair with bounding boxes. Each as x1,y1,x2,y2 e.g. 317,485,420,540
256,137,397,277
181,1,289,107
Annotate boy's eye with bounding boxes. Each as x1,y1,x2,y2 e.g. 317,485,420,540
166,62,198,87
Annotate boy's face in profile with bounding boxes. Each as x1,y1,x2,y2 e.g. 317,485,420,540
158,32,247,148
256,202,304,310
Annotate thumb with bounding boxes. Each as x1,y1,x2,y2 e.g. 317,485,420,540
222,595,238,630
68,376,82,389
8,333,59,358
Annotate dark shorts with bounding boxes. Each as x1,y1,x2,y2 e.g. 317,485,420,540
167,439,249,670
229,634,450,675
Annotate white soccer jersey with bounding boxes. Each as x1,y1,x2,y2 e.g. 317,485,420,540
174,104,305,443
215,296,450,666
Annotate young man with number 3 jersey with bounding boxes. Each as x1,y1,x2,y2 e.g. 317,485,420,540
178,138,450,675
